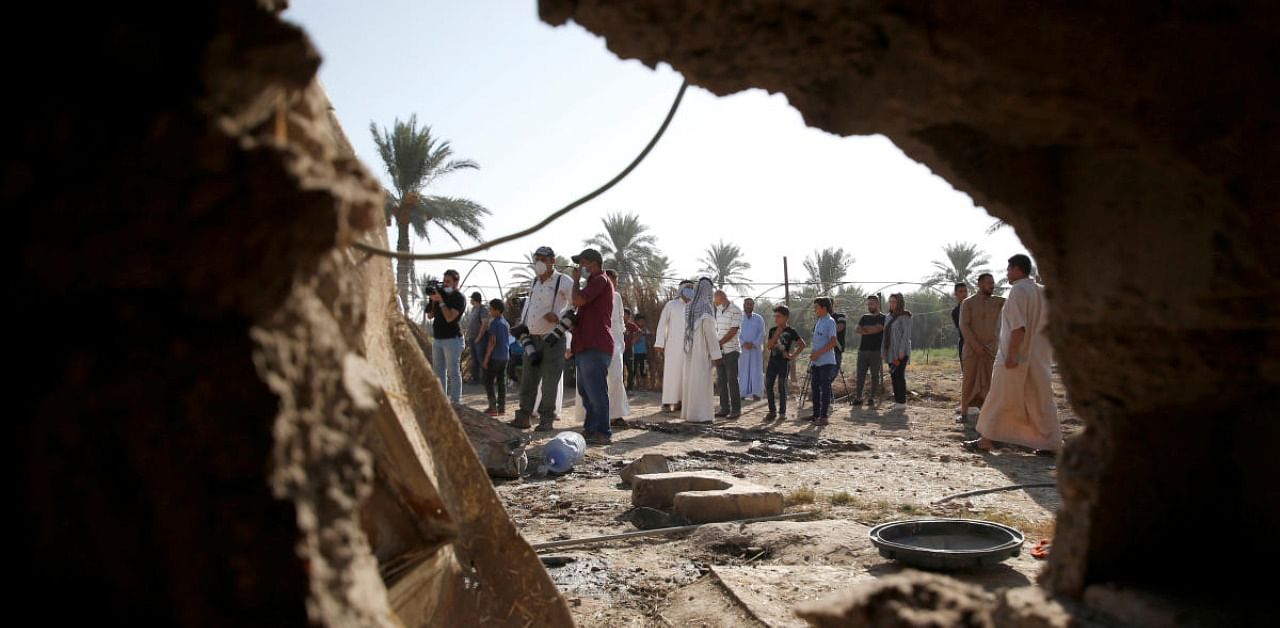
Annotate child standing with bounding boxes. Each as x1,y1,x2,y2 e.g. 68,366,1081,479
764,305,806,420
483,299,511,416
630,313,651,391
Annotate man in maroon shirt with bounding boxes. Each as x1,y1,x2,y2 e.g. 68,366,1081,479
570,248,615,444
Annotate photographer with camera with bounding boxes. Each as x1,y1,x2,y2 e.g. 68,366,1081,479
426,269,467,404
570,248,615,445
512,246,573,431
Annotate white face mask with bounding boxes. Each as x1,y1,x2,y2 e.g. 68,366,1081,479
533,261,548,275
443,286,453,293
681,287,694,299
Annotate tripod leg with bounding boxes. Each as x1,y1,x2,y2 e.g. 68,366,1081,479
797,372,808,410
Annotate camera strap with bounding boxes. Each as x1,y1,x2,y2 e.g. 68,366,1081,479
521,274,564,325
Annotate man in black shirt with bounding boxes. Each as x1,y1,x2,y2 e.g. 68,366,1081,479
763,305,806,420
427,269,467,403
951,282,968,414
853,295,887,406
952,282,968,356
833,309,848,372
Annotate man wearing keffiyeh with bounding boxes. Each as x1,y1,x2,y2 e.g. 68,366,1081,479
680,278,723,423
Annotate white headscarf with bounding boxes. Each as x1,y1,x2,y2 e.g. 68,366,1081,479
684,277,715,354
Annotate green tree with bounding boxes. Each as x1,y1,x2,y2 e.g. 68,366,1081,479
803,247,854,296
644,254,672,287
371,115,491,309
925,242,992,288
584,212,659,291
902,289,956,350
697,240,752,290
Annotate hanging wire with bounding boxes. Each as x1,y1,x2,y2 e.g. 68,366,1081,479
354,79,689,261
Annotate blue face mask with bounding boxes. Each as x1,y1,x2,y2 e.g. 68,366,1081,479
681,287,694,299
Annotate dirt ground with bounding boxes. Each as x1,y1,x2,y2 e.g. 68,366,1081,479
458,356,1080,627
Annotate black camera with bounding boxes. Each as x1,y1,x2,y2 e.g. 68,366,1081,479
509,308,578,366
544,308,578,346
423,279,441,297
509,323,541,365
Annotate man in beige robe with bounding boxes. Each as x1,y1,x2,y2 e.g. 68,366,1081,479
967,255,1061,453
958,273,1005,421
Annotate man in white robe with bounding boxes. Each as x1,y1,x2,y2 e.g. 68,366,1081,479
967,254,1062,454
654,280,694,412
682,278,723,423
738,298,766,400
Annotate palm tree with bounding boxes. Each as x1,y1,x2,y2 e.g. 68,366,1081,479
925,242,992,288
508,252,571,288
644,254,672,286
371,115,491,308
584,212,659,291
697,240,752,290
803,247,854,296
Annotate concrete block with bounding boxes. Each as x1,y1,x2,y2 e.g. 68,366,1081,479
630,471,783,524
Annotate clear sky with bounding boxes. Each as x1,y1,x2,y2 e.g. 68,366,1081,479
286,0,1026,303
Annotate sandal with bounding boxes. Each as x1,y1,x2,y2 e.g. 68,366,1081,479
962,439,993,453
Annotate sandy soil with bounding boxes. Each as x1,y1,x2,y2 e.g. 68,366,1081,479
459,356,1080,626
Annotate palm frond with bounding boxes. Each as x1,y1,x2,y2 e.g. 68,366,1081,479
370,115,489,243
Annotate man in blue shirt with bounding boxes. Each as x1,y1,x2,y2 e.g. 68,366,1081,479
808,297,840,425
482,299,511,416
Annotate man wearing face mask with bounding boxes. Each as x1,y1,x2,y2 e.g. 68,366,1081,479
513,246,573,431
654,280,695,413
569,248,615,445
426,269,467,404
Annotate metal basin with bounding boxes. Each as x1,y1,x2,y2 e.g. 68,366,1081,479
869,518,1024,571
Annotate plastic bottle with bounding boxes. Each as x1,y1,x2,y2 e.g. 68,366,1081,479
543,432,586,473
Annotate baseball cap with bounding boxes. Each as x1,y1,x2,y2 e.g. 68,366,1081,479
571,248,603,265
534,246,555,258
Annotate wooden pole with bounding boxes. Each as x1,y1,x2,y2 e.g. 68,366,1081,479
783,256,791,306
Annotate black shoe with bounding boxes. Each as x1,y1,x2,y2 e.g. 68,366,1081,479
816,416,829,426
661,404,672,413
763,411,777,420
509,415,532,429
714,411,729,418
610,417,629,429
585,433,612,446
534,420,555,432
726,412,741,420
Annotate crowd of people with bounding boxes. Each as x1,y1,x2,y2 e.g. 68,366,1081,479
423,246,1061,453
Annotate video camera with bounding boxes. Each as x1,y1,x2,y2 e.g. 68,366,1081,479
422,279,442,297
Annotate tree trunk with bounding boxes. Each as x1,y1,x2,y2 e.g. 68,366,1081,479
396,217,412,312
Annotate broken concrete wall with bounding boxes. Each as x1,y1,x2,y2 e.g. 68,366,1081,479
539,0,1279,619
11,1,569,625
